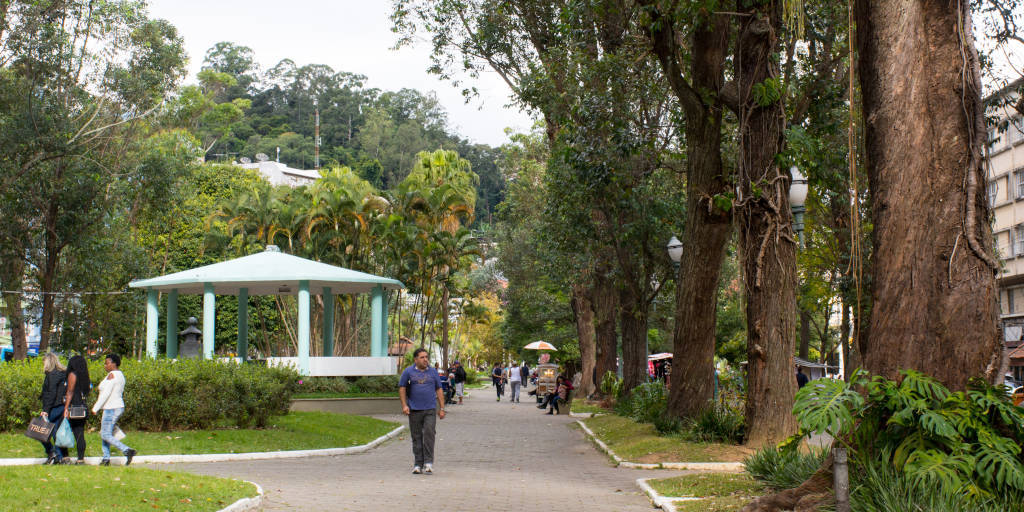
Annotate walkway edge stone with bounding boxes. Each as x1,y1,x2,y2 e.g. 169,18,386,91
636,478,702,512
576,419,744,471
0,425,406,466
218,480,264,512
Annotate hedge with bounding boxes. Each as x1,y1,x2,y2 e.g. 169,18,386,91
0,357,299,432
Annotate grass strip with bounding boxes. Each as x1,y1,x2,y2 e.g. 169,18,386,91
292,391,398,398
570,398,610,415
0,465,256,512
648,472,763,497
0,411,398,459
584,414,750,463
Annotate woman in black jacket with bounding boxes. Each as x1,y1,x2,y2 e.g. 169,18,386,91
61,355,90,464
38,353,67,464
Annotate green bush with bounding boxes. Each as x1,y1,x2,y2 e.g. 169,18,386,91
296,376,351,394
616,381,668,424
0,357,299,432
744,445,828,491
599,371,622,398
464,368,481,385
682,400,745,443
850,459,1024,512
352,375,399,393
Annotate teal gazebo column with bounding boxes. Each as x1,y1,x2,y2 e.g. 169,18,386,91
203,283,215,359
370,285,385,357
237,287,248,362
298,280,310,375
146,288,158,358
166,290,178,358
322,287,334,357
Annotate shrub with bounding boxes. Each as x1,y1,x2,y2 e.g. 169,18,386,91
0,357,299,432
682,400,745,443
744,445,828,491
352,375,399,393
617,381,668,424
296,376,351,394
850,459,1024,512
599,371,622,398
464,368,481,385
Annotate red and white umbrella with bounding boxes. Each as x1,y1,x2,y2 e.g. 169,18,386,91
523,340,557,351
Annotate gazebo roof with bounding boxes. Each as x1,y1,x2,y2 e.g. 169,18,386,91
129,246,404,295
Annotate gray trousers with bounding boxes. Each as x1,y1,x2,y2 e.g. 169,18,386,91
509,381,521,401
409,409,437,466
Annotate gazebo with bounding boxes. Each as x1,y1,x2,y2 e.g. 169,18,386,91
128,246,404,376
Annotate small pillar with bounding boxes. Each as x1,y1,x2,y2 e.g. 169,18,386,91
237,288,248,362
203,283,215,360
298,280,310,375
146,288,158,358
166,290,179,358
322,287,334,357
370,285,384,357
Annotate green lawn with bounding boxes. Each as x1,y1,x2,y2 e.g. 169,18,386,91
648,473,764,511
0,465,257,512
571,398,610,415
292,391,398,399
583,414,750,463
0,412,399,459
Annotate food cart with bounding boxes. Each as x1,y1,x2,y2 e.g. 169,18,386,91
534,363,559,402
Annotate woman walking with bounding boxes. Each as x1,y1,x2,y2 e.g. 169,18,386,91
92,353,137,466
38,353,67,464
62,355,91,464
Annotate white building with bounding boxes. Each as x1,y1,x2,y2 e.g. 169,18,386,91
239,160,320,187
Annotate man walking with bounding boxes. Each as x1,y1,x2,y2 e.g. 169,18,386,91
492,363,505,401
399,348,446,474
452,361,466,405
507,362,522,403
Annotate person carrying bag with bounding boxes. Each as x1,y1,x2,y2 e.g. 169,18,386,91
37,353,68,464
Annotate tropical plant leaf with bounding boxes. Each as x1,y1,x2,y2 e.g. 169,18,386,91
904,449,970,493
793,377,862,435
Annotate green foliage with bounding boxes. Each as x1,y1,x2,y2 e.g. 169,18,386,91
849,460,1024,512
744,445,828,491
790,369,1024,498
0,357,299,432
752,78,783,107
615,381,668,424
682,400,746,444
599,371,623,398
352,375,400,394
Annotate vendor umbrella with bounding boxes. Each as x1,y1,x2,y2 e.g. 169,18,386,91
524,340,557,351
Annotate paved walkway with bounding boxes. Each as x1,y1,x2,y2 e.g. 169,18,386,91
170,385,681,510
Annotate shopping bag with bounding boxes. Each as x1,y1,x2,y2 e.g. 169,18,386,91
24,416,55,442
113,426,126,441
54,419,75,449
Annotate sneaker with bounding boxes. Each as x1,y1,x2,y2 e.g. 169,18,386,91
424,463,433,474
412,465,422,474
124,448,137,466
99,459,110,466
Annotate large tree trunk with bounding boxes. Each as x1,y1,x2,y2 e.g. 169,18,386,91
642,4,733,420
855,0,1001,386
38,200,60,353
618,277,648,396
2,257,27,360
593,266,618,392
571,283,597,397
735,0,798,447
441,287,450,369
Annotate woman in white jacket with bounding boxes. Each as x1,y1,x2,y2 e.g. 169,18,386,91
92,353,136,466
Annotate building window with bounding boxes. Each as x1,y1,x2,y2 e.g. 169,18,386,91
1012,117,1024,146
1016,170,1024,199
989,181,999,206
1010,289,1017,314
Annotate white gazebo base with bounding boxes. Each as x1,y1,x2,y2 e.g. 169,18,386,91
266,356,399,377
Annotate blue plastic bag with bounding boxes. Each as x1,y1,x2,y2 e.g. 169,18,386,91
54,419,75,449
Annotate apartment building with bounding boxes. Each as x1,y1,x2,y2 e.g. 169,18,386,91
986,80,1024,382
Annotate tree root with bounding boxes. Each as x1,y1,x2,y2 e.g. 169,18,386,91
741,453,834,512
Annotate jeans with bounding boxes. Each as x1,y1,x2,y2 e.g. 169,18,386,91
409,409,437,466
509,381,521,402
40,405,66,461
495,382,504,399
100,408,132,459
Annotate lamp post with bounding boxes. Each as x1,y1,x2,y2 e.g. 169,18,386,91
667,236,683,271
789,166,809,247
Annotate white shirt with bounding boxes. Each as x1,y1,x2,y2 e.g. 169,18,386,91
508,366,522,383
92,370,126,412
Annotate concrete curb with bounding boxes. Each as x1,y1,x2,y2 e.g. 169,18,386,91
568,411,606,418
218,480,263,512
0,425,406,466
575,419,744,471
636,478,702,512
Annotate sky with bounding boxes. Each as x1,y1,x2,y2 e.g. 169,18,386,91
146,0,535,147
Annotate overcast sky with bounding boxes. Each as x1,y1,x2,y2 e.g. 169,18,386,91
147,0,535,147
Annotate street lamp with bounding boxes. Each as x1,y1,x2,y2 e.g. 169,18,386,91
789,166,809,247
667,236,683,271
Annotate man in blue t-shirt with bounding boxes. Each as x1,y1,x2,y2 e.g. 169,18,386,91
399,348,445,474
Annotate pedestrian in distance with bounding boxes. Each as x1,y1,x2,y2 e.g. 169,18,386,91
520,362,530,390
38,353,68,465
506,362,522,403
92,353,137,466
451,361,466,405
399,348,446,475
492,363,506,401
62,355,91,464
796,367,809,389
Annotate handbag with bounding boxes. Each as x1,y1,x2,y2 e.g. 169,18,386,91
68,406,87,419
24,416,55,442
54,420,75,449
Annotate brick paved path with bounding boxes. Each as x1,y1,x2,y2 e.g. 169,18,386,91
171,385,677,510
